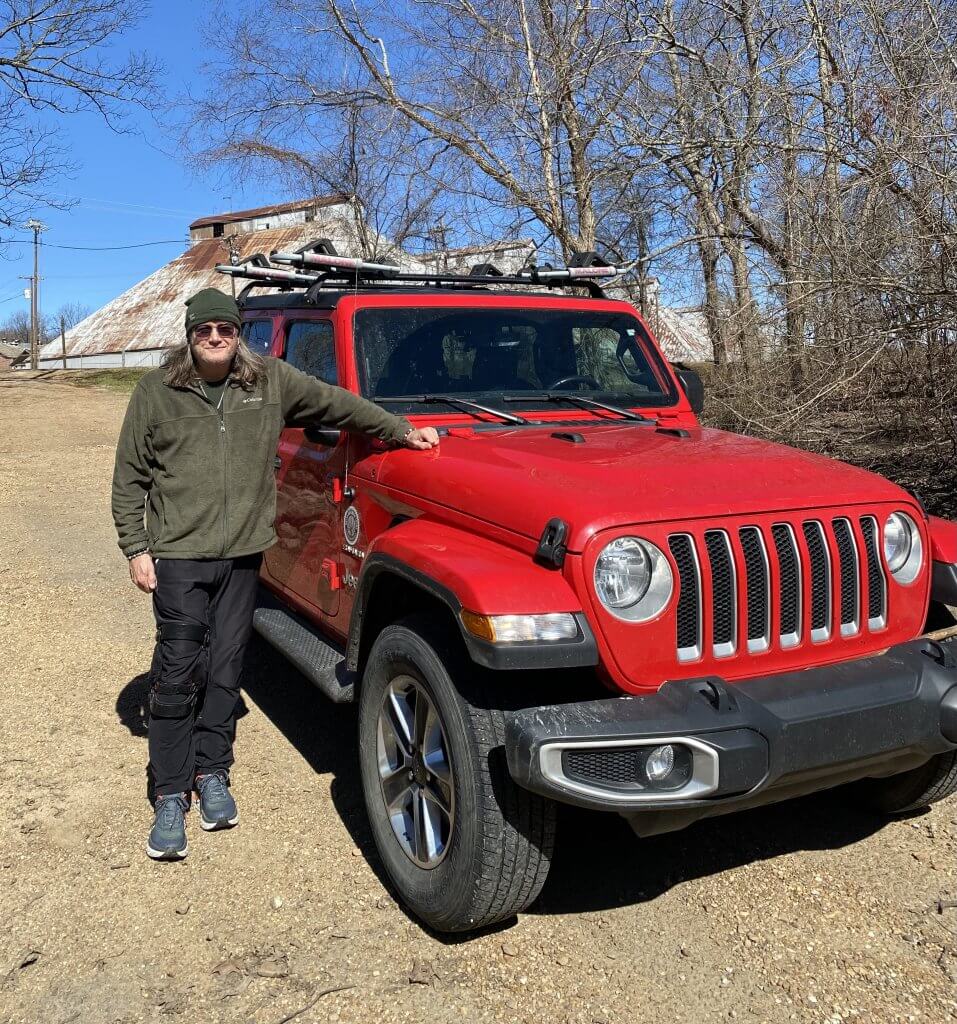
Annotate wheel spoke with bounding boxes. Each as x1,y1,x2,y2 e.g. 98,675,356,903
423,744,451,784
380,766,412,813
413,687,430,749
384,687,414,756
415,788,441,863
423,774,453,816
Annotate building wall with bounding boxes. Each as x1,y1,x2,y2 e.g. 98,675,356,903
38,349,166,369
189,206,350,244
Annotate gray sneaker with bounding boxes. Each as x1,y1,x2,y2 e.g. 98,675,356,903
195,770,239,831
147,793,189,860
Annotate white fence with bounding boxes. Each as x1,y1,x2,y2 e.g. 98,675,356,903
37,348,167,370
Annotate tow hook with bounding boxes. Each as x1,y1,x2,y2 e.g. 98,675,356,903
690,678,738,713
923,638,957,670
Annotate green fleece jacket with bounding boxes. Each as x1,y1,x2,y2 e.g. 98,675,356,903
112,357,411,559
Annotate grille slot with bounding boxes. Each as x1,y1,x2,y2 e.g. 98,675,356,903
859,516,887,629
771,523,802,647
739,527,770,652
832,518,860,637
704,530,737,656
669,534,702,661
667,512,891,661
802,521,832,642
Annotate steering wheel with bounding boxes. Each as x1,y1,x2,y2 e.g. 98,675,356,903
545,374,602,390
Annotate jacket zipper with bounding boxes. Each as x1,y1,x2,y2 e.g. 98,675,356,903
195,380,229,558
220,390,228,558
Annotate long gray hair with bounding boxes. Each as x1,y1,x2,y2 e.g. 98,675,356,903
163,335,266,390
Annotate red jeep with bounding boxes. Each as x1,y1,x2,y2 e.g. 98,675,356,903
220,244,957,934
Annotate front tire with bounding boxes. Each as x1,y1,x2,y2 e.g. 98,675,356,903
358,615,555,932
855,751,957,814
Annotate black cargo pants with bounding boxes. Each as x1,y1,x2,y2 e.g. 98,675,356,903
148,554,262,797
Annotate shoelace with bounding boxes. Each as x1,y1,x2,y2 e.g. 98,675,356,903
156,795,186,830
197,772,229,802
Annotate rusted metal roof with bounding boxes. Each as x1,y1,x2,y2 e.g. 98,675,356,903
189,195,351,230
38,228,319,358
648,306,713,363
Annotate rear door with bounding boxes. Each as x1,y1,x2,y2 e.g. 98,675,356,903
263,317,345,618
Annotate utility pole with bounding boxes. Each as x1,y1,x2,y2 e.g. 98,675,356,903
25,220,46,370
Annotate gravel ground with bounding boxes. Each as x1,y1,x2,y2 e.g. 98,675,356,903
1,372,956,1024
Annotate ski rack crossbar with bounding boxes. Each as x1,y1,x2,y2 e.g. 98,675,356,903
271,249,618,284
214,245,620,300
216,263,318,286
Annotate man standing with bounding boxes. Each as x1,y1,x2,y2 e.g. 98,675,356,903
112,288,438,860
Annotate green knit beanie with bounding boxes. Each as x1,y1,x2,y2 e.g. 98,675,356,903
184,288,241,335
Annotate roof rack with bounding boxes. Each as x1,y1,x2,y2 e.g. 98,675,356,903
215,240,619,302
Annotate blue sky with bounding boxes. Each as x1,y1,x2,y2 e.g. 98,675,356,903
0,3,278,320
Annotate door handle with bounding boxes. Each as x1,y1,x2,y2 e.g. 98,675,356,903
304,426,341,446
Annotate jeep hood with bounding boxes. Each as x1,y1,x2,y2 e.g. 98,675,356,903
372,423,910,550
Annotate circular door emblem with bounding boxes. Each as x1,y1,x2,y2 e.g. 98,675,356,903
343,506,361,547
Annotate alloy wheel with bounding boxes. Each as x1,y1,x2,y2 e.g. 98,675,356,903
376,675,455,867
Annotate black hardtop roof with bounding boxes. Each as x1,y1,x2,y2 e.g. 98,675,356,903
240,286,620,313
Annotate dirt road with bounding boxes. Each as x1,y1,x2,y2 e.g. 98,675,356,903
1,374,956,1024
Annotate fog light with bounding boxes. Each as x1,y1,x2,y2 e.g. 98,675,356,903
637,743,695,791
644,744,675,782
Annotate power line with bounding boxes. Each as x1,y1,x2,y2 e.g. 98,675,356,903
46,239,185,251
3,237,185,251
54,194,196,216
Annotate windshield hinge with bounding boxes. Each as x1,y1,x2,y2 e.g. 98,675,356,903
535,518,569,569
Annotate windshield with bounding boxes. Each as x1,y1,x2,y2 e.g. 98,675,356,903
353,307,677,413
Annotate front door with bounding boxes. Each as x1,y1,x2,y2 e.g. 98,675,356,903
263,317,345,617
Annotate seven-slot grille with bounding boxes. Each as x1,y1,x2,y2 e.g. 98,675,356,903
667,516,887,662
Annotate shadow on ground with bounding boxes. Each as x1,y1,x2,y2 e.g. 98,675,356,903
535,792,890,916
122,635,895,928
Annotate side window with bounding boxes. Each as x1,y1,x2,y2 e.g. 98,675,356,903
286,321,337,384
242,319,273,356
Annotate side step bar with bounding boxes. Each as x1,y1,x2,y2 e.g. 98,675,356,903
252,588,355,703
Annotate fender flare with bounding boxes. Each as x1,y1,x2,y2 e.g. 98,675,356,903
346,521,598,672
930,516,957,606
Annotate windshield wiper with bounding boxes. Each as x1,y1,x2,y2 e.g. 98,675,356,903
375,394,528,425
502,392,653,423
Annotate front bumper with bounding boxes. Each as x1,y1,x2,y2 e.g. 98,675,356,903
504,637,957,836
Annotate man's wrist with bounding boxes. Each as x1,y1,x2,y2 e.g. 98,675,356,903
125,547,151,560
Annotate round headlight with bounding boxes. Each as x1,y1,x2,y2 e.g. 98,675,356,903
883,513,912,573
593,537,673,622
882,511,923,584
594,537,651,609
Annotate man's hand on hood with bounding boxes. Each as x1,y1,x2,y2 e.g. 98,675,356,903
404,427,440,450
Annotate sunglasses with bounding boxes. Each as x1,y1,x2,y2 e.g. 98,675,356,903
194,323,238,341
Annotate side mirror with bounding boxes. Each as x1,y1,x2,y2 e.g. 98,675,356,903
304,425,341,447
672,363,704,415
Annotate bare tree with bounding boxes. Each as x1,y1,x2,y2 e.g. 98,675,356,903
54,300,91,330
194,0,658,262
0,1,160,234
193,0,957,511
191,54,458,260
0,307,31,347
